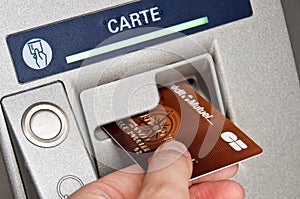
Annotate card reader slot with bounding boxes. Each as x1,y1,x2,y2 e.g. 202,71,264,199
80,53,225,176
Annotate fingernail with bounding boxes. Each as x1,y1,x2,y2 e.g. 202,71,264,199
155,140,191,158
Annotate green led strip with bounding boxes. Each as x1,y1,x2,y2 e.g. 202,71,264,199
66,16,209,64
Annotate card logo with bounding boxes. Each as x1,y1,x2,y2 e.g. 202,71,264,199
221,132,248,151
170,84,214,125
22,38,53,70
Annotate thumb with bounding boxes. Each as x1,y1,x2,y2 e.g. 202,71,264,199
137,140,193,199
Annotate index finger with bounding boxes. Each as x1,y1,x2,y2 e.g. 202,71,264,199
69,165,144,199
190,164,239,185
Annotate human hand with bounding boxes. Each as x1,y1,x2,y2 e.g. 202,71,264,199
33,49,47,68
69,141,244,199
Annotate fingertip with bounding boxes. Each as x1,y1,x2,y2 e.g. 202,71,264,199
190,180,245,199
230,181,245,199
138,141,192,198
224,164,239,178
191,164,239,185
149,140,192,174
154,140,191,158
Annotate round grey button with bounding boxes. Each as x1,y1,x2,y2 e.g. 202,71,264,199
22,103,69,147
30,109,62,140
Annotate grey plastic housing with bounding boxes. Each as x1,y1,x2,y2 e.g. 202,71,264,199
1,82,97,198
0,0,299,198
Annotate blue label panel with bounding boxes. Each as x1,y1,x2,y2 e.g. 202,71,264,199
7,0,252,83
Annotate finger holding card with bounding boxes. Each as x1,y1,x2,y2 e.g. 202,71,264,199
102,81,263,180
70,142,243,199
190,164,239,185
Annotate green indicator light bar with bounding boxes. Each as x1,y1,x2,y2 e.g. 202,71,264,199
66,16,209,64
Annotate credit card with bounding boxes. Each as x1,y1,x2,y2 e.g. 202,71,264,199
102,81,263,180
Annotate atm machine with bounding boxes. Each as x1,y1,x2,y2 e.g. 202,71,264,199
0,0,299,198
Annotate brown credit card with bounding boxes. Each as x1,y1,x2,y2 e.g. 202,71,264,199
102,81,263,180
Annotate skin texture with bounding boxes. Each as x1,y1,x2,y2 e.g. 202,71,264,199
69,141,244,199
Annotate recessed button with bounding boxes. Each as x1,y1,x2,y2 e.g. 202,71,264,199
30,109,62,140
57,175,84,198
22,103,69,147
